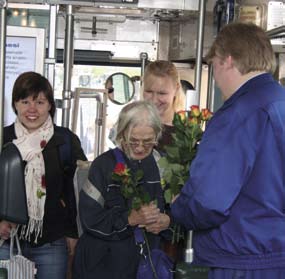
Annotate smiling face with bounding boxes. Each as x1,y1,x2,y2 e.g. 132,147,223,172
143,74,177,125
14,92,51,133
123,124,156,161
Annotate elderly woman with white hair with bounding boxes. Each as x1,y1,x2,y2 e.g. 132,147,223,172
73,100,171,279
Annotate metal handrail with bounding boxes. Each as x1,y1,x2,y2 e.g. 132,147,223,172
266,25,285,39
72,88,107,158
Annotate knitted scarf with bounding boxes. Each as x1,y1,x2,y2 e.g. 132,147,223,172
13,115,54,243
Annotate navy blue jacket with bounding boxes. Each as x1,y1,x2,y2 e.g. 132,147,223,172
172,73,285,269
74,149,166,279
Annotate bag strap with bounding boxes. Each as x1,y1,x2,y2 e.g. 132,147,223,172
113,147,125,164
55,126,73,170
9,227,22,259
134,227,144,244
136,228,158,279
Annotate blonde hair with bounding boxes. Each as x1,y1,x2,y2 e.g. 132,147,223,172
115,100,162,147
142,60,185,111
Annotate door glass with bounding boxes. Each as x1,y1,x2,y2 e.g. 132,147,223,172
54,64,140,159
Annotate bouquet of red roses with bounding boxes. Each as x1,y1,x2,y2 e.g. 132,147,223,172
158,105,212,242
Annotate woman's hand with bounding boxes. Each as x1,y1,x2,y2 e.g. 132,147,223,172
128,203,160,227
0,220,17,240
145,213,170,234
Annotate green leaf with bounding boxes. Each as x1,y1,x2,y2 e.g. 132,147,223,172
164,188,172,204
158,157,168,168
135,169,144,181
132,197,142,210
169,163,184,172
164,146,180,160
37,189,46,199
142,192,151,204
111,173,121,181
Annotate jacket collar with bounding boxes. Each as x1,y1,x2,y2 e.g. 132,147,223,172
221,73,274,110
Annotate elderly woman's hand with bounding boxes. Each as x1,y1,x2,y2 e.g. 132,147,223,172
145,213,170,234
128,202,160,227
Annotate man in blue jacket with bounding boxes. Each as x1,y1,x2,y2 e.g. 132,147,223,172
171,22,285,278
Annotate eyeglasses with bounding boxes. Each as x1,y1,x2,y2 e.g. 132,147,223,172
127,139,157,149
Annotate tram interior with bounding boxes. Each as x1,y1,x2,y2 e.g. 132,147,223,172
1,0,285,160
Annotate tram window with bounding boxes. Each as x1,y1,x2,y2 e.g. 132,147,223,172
54,64,140,159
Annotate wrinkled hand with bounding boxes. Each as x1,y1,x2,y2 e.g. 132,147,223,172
0,220,17,240
145,213,170,234
128,202,160,227
65,237,78,256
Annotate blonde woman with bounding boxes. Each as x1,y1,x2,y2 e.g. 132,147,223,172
142,60,185,154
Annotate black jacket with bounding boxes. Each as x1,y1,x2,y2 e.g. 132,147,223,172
3,124,87,246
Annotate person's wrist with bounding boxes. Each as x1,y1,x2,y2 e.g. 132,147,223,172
128,215,137,226
161,213,170,228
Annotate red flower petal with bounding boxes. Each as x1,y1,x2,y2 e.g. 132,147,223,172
114,162,126,175
40,140,47,149
41,175,46,189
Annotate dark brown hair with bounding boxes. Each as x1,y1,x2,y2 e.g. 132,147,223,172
12,71,56,118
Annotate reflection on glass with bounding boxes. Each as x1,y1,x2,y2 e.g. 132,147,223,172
105,73,134,105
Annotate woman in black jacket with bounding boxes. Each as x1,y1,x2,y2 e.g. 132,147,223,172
0,71,86,279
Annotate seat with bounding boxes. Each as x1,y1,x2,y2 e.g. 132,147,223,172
73,160,92,236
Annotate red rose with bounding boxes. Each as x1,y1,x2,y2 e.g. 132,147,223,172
190,105,200,117
189,117,198,125
177,110,187,121
201,108,213,121
114,163,127,176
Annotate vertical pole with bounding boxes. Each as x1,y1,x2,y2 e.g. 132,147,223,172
194,0,206,101
62,5,74,128
186,0,207,263
46,5,58,87
140,52,148,77
0,1,7,248
100,92,107,154
0,1,7,150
